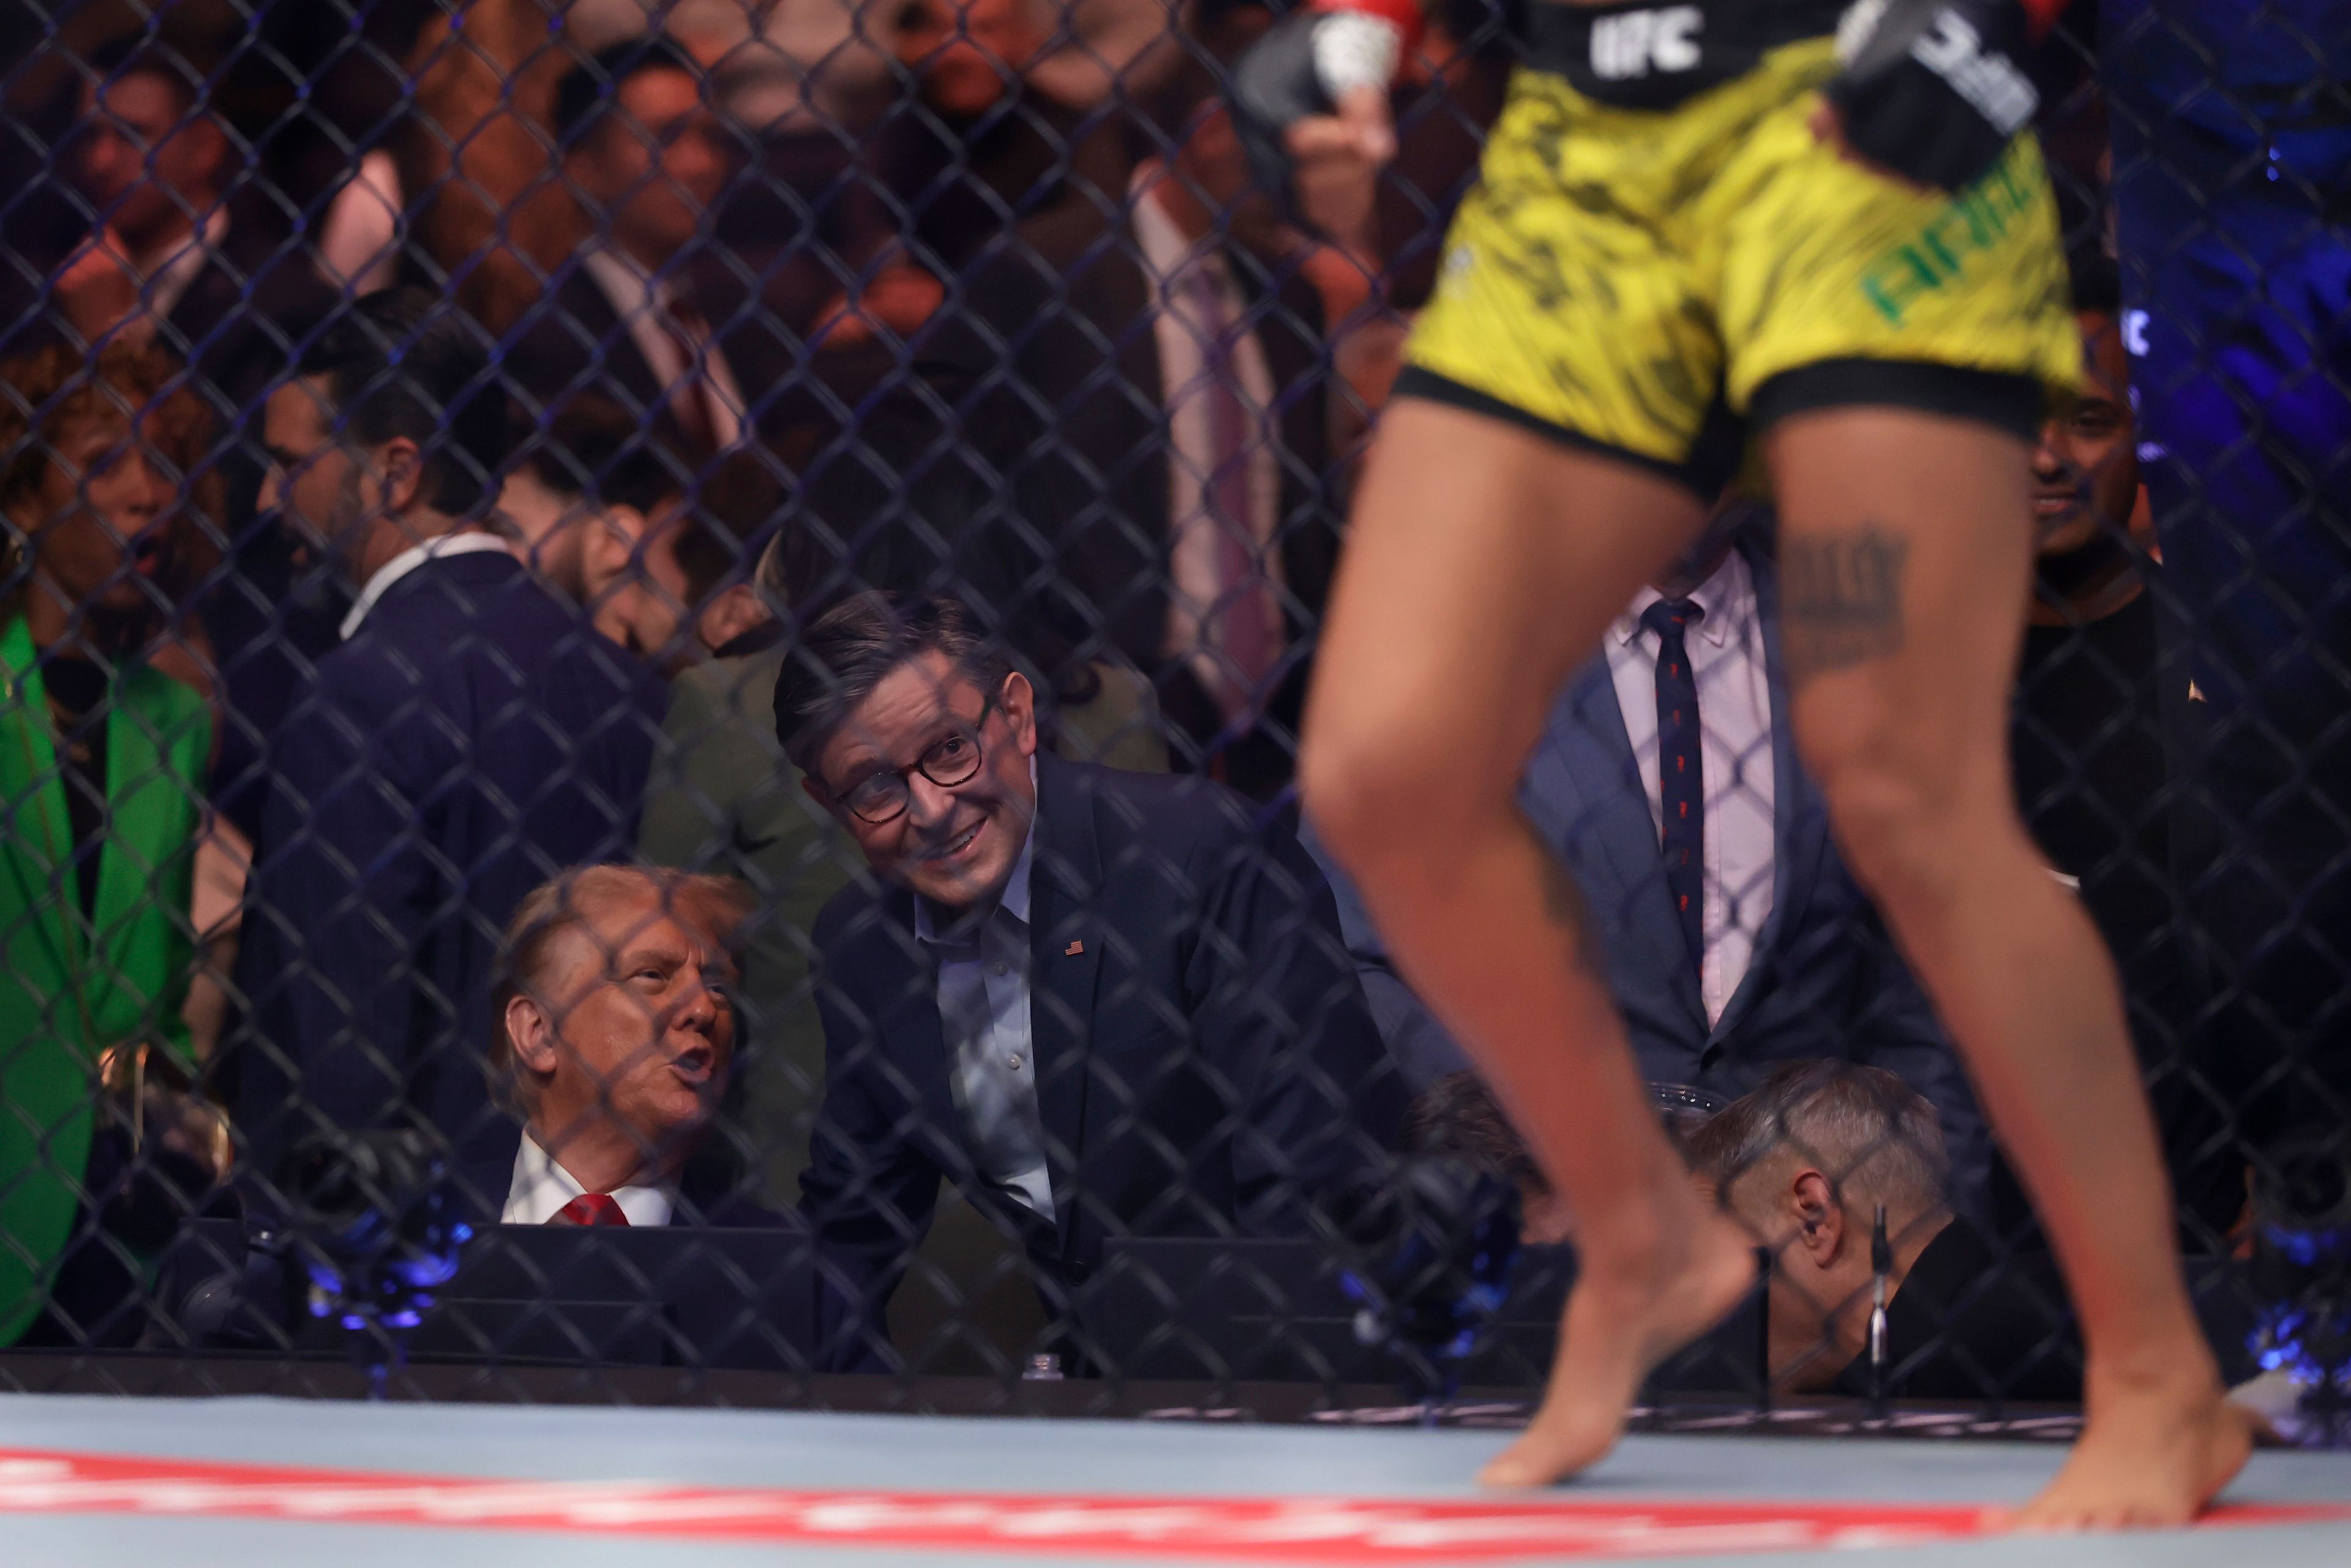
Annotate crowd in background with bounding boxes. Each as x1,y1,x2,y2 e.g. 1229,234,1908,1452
0,0,2333,1393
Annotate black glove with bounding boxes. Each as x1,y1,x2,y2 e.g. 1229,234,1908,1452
1824,0,2039,193
1228,9,1404,224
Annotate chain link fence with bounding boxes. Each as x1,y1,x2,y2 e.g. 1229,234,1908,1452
0,0,2342,1425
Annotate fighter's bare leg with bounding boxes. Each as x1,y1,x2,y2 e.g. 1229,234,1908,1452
1767,407,2253,1528
1302,399,1757,1488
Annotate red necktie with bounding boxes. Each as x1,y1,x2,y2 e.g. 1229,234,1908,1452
550,1193,629,1226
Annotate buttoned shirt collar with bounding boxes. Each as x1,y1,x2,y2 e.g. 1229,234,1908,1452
339,530,514,640
911,756,1052,1222
1613,549,1744,651
501,1130,675,1227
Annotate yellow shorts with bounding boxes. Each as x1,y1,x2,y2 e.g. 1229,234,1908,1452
1400,29,2080,496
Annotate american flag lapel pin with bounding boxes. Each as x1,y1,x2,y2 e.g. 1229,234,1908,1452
1065,939,1085,957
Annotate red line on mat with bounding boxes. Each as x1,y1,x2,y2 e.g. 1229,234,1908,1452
0,1447,2341,1561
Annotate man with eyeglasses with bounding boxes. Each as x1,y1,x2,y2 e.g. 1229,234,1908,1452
776,594,1404,1369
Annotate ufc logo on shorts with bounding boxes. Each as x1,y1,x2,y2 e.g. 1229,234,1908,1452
1590,7,1705,80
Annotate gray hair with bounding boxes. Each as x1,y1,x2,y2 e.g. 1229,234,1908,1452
1687,1060,1950,1223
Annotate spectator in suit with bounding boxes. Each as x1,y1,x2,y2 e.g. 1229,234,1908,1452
1689,1060,2080,1402
231,287,664,1212
628,444,786,674
945,4,1335,798
500,405,774,672
640,413,1171,1207
779,595,1401,1364
48,42,337,416
798,0,1193,409
489,864,782,1226
506,37,777,461
1315,509,1989,1211
495,397,681,651
848,0,1173,306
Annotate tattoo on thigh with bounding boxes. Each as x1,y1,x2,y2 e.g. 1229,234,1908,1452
1781,527,1911,685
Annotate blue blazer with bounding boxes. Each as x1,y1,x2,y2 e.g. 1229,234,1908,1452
798,754,1406,1357
1323,542,1989,1206
231,550,666,1209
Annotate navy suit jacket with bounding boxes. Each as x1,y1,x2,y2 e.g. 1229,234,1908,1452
232,549,666,1209
1322,542,1989,1207
503,260,790,453
798,754,1406,1357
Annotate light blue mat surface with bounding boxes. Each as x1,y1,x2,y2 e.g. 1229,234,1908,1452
0,1392,2343,1565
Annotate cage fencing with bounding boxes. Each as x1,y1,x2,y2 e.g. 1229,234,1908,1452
0,0,2343,1428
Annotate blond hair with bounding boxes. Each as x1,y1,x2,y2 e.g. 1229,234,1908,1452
488,864,753,1105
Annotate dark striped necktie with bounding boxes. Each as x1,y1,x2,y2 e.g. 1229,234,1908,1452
658,293,724,457
1643,597,1706,979
1180,259,1280,713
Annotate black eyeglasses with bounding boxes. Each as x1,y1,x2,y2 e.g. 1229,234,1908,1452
833,692,999,825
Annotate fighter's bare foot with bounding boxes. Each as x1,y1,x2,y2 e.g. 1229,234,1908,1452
1480,1206,1757,1488
1996,1364,2257,1531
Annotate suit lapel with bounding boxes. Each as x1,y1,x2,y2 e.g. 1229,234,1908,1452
1226,252,1335,619
160,256,233,362
1025,755,1102,1250
1101,225,1162,429
563,265,667,411
1524,658,1709,1035
460,1121,526,1228
1710,538,1825,1044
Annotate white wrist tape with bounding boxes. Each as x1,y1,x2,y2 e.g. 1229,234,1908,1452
1311,13,1404,102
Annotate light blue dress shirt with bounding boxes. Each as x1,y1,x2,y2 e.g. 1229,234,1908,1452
913,806,1056,1221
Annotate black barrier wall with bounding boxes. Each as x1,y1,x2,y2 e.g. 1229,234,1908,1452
0,0,2343,1414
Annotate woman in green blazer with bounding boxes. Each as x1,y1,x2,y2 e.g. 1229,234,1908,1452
0,342,219,1346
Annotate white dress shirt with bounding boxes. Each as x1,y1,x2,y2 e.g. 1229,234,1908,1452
1130,170,1284,701
579,248,748,451
914,790,1055,1221
135,204,230,325
317,148,402,295
339,530,517,640
501,1131,675,1226
1603,548,1777,1027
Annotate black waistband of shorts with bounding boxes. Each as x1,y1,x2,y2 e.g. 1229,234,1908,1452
1524,0,1850,109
